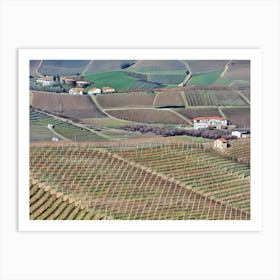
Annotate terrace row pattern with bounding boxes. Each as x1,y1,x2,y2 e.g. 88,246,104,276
30,144,249,220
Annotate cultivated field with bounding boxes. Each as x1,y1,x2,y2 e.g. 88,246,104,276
221,107,250,128
30,108,106,142
175,107,222,119
129,60,187,72
96,92,156,108
154,91,185,108
37,60,90,75
31,91,107,119
226,138,250,165
184,88,248,106
30,142,250,220
105,109,187,125
186,60,229,73
224,60,250,81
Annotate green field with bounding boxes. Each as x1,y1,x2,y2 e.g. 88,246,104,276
30,108,107,142
189,70,223,85
84,71,139,90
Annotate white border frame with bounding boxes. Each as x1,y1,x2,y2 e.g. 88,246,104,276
19,48,262,231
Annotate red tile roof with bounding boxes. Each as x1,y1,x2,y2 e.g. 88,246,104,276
193,116,227,121
88,87,100,92
217,138,227,143
70,88,84,92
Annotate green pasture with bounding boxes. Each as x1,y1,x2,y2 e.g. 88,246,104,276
84,71,138,91
189,70,223,85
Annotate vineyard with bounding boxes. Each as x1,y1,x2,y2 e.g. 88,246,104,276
221,107,250,128
31,91,107,119
175,108,222,119
105,109,187,125
124,71,186,85
96,92,156,108
30,142,250,220
154,91,185,108
226,138,250,165
30,108,106,142
184,89,248,106
186,60,229,73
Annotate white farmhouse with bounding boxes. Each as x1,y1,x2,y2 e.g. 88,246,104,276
193,116,230,130
69,87,84,95
36,76,56,86
102,86,115,93
213,138,228,150
231,130,250,138
88,87,102,95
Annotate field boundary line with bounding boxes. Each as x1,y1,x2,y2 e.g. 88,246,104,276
152,93,160,107
218,106,227,118
81,60,94,75
220,60,231,77
238,90,251,105
179,61,192,86
179,90,189,107
165,108,191,125
48,127,71,141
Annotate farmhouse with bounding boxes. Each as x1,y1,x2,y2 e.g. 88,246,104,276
88,87,101,95
102,86,115,93
76,80,92,88
213,138,228,150
36,76,57,86
61,77,77,86
69,88,84,95
231,130,250,138
193,116,230,130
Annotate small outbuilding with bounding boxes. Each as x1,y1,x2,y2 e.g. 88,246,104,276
76,80,92,88
231,130,250,138
213,138,228,150
102,86,115,93
88,87,102,95
69,88,84,95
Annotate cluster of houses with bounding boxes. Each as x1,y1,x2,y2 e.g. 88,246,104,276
35,76,115,95
69,86,115,95
192,116,250,150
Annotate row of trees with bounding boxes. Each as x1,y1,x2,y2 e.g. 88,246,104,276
121,124,237,140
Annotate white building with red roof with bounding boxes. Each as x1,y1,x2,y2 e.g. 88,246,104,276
88,87,101,95
69,87,84,95
193,116,230,129
102,86,115,93
36,76,56,86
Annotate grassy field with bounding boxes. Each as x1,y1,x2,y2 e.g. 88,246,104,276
189,70,224,85
84,71,139,90
30,108,107,142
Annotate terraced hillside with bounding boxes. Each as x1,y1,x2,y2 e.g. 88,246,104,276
96,92,156,108
184,88,248,106
30,143,250,220
30,108,106,142
221,107,250,128
31,91,107,119
114,144,250,214
30,180,110,220
175,107,222,119
105,109,187,125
